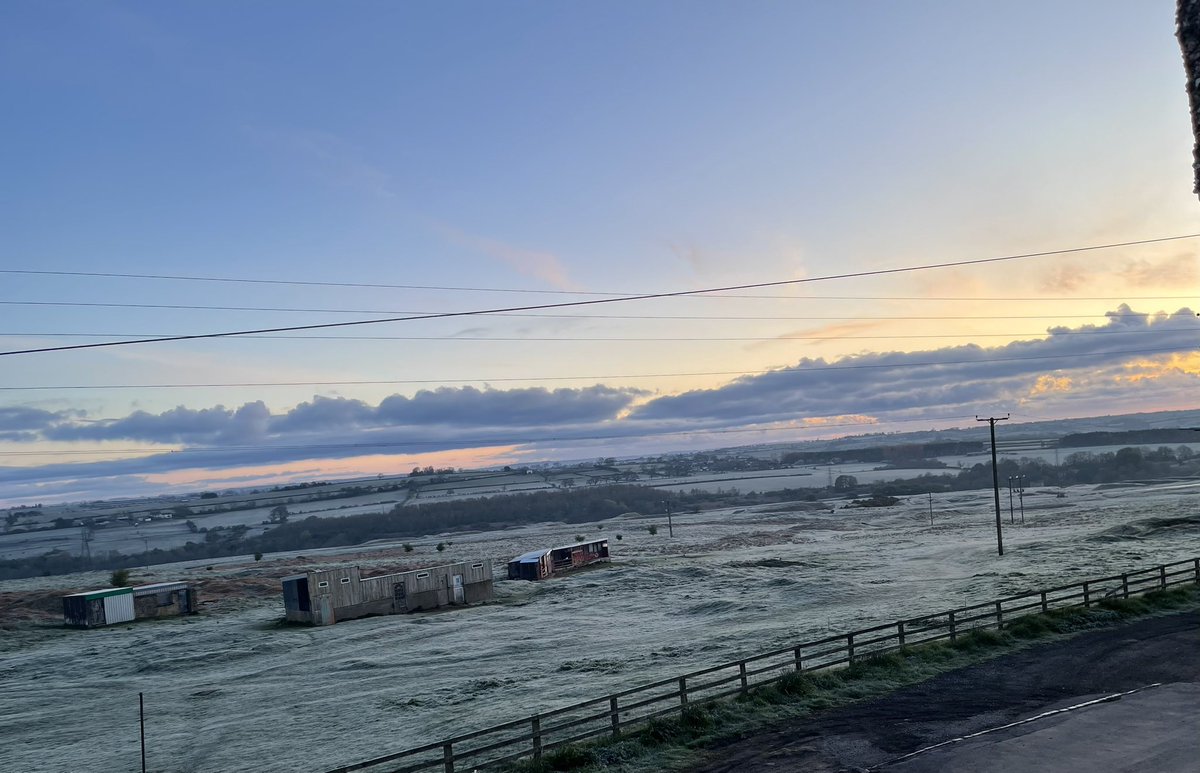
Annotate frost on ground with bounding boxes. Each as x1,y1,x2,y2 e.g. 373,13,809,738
0,480,1197,773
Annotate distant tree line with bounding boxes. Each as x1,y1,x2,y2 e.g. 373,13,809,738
1056,429,1199,448
0,485,678,580
2,446,1195,581
781,441,984,466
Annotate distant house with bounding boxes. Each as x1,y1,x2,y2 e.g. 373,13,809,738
63,582,198,628
282,560,494,626
507,539,610,581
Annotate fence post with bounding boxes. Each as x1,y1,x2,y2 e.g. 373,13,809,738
897,621,906,648
443,743,454,773
847,633,855,664
531,715,541,760
1040,591,1048,613
948,611,957,643
994,601,1003,629
678,677,688,709
609,696,620,739
793,646,803,672
739,661,749,693
1122,573,1129,599
1083,581,1090,607
1194,558,1199,584
1160,565,1167,590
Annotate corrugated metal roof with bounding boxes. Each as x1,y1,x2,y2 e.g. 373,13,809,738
549,538,608,552
62,587,134,600
131,582,189,595
511,549,550,563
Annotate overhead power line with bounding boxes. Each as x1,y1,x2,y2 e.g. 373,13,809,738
2,232,1196,295
0,299,1178,321
0,329,1173,342
1,344,1191,391
4,234,1197,358
0,413,980,457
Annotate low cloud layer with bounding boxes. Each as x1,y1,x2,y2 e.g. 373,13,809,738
2,306,1196,503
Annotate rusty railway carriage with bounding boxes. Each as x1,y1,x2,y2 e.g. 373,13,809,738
63,581,198,628
281,560,494,626
507,538,610,581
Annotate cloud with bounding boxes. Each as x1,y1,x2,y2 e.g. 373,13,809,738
1118,253,1198,288
1028,374,1073,396
45,402,270,445
24,387,641,449
248,126,401,201
1038,262,1087,293
434,222,580,291
0,406,70,432
3,306,1196,504
628,306,1199,425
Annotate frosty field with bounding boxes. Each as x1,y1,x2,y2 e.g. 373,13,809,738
1,480,1197,773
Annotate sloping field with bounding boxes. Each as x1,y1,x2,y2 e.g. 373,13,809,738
0,479,1196,772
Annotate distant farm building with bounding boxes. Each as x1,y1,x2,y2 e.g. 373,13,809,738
63,582,198,628
282,560,494,626
507,539,610,581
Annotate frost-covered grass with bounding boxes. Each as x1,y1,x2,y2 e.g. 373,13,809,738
506,585,1200,773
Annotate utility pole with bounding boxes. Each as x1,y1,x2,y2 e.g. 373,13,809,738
977,415,1009,556
927,492,933,527
139,692,147,773
1006,476,1015,524
1018,474,1027,524
663,500,674,538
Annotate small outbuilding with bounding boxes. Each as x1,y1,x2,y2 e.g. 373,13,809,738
507,538,610,581
282,560,494,626
63,588,135,628
63,581,198,628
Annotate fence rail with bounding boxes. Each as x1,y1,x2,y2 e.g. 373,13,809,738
326,557,1200,773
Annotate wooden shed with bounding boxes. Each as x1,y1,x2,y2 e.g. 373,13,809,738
507,538,610,581
282,560,494,626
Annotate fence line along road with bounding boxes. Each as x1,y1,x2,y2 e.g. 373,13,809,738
325,557,1200,773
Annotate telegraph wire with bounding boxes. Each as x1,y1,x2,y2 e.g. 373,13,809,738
0,329,1175,342
2,232,1197,295
4,234,1198,357
0,300,1177,321
1,344,1192,391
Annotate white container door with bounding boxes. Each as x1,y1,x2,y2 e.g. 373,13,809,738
452,575,464,603
103,592,135,624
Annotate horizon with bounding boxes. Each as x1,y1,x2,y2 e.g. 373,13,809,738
4,406,1196,509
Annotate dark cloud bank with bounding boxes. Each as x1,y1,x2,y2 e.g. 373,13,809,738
2,307,1196,497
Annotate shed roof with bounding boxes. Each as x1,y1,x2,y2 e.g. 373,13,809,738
131,582,190,595
62,587,134,600
511,549,550,563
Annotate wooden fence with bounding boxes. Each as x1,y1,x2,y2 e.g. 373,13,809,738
325,557,1200,773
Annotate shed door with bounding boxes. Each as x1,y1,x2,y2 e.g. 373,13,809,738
393,582,406,611
452,574,464,603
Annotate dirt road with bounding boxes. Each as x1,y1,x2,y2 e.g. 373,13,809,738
691,610,1200,772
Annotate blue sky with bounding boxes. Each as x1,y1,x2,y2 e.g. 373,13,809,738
0,1,1197,504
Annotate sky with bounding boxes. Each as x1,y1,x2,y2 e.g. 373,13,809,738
0,1,1198,506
